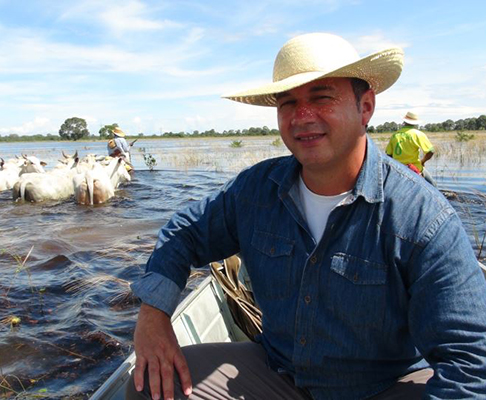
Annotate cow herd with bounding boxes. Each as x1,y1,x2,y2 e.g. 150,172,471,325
0,152,132,205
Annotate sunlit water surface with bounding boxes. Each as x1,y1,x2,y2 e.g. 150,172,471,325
1,137,485,398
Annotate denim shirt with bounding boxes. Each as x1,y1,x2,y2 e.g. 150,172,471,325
131,137,486,399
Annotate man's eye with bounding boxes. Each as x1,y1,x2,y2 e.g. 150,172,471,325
278,100,295,109
315,95,332,102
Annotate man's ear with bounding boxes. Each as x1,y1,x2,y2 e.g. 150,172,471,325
360,89,376,126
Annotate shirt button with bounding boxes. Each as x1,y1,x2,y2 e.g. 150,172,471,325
310,256,317,264
353,273,359,282
304,295,311,304
300,337,306,346
270,247,275,255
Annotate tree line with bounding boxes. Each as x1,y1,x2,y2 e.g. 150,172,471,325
1,114,485,142
368,115,486,133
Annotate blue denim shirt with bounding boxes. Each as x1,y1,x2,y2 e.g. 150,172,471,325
131,137,486,399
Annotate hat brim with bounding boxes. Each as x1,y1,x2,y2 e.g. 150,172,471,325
223,47,404,107
113,131,126,138
403,118,421,125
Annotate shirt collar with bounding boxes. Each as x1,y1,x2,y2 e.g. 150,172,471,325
269,136,384,204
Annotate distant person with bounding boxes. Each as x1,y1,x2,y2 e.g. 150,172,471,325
107,127,131,162
385,112,436,185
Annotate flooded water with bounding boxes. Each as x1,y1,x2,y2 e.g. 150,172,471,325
1,136,486,398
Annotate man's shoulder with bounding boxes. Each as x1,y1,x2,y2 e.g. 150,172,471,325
381,157,452,222
227,155,295,196
403,127,424,137
237,155,294,179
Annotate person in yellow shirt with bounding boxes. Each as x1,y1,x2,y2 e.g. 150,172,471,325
386,112,436,186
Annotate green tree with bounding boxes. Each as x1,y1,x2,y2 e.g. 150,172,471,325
59,117,90,140
465,118,477,130
441,119,455,131
99,123,119,139
455,119,465,131
477,115,486,130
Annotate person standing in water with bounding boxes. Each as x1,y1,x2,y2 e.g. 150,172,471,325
386,112,436,185
107,126,131,162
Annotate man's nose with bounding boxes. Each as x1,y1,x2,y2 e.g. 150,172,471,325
291,103,317,125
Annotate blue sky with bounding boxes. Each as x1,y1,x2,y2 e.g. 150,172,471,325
0,0,485,136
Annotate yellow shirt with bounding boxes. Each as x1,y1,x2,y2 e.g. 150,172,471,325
385,127,434,172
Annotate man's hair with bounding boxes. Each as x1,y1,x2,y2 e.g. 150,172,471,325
350,78,370,110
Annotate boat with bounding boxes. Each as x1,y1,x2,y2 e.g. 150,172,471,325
90,260,486,400
480,261,486,277
90,257,253,400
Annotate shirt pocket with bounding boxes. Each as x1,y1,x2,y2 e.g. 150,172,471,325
248,230,295,300
326,253,387,329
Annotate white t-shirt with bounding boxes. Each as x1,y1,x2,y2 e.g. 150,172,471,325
298,175,351,243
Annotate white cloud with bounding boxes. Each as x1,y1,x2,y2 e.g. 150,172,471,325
0,117,52,136
58,0,181,36
353,32,410,55
0,25,218,78
99,2,178,34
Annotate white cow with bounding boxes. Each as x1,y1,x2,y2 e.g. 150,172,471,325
52,151,79,170
74,157,131,205
13,156,78,202
0,156,46,192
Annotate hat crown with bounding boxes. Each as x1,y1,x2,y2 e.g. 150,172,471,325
404,112,419,121
113,127,126,137
273,33,360,82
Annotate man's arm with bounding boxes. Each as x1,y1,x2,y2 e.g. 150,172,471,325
133,304,192,400
408,211,486,397
420,151,433,166
131,177,241,399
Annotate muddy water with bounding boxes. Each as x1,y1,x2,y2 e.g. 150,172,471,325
0,137,486,398
0,167,235,398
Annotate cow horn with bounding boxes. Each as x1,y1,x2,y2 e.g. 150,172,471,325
22,153,28,159
62,150,68,158
73,150,78,158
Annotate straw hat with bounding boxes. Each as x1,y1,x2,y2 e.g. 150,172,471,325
223,33,404,107
402,111,421,125
112,127,126,137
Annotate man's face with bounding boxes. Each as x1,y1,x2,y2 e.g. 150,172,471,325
276,77,374,175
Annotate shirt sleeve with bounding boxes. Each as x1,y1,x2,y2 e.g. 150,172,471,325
407,210,486,397
114,138,130,153
415,131,434,154
130,177,240,316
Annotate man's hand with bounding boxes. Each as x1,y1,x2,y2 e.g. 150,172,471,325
133,303,192,400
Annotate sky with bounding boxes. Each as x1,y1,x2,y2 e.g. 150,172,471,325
0,0,485,136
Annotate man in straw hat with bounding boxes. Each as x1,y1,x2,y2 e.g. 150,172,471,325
107,126,131,161
386,111,436,185
128,33,486,399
